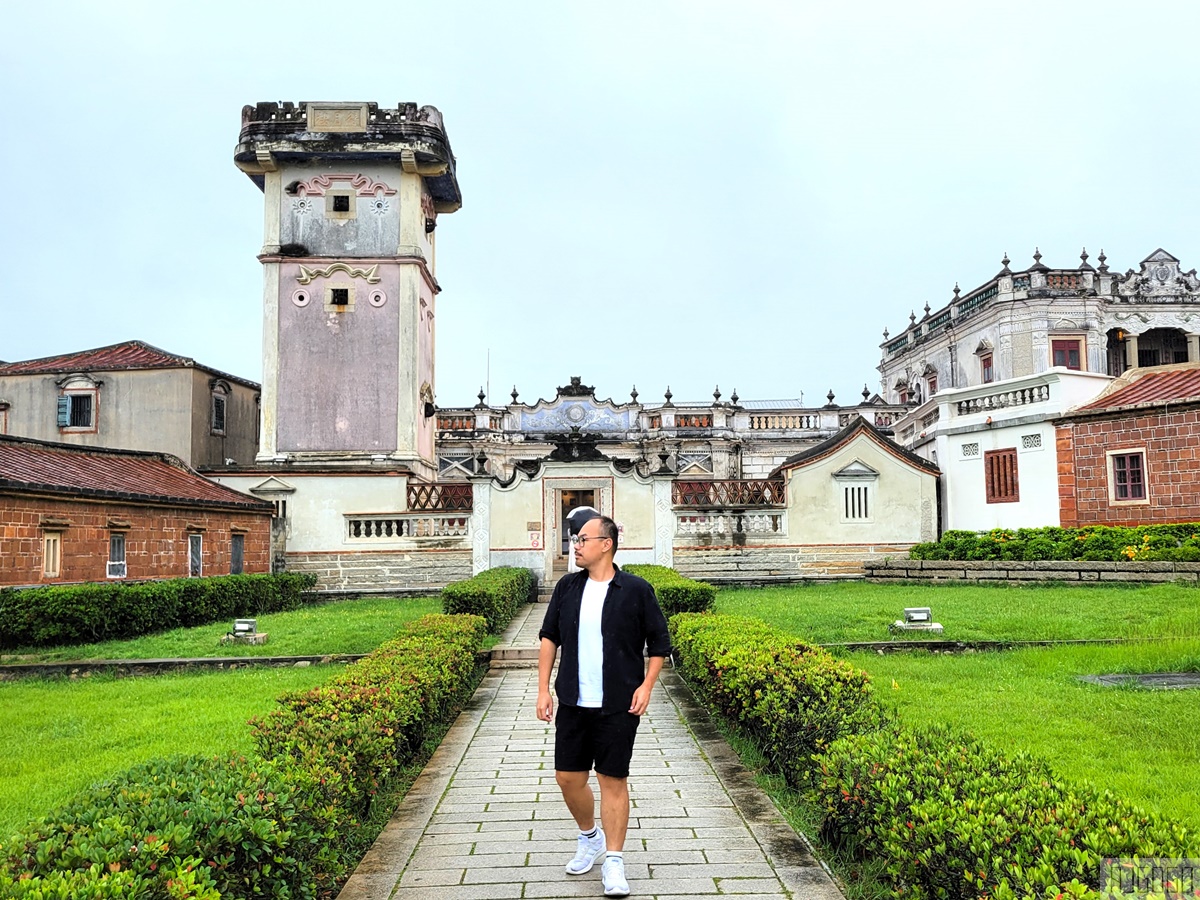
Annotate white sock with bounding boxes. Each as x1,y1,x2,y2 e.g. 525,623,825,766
582,826,599,840
606,851,623,861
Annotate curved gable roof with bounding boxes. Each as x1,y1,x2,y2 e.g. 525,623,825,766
769,416,940,478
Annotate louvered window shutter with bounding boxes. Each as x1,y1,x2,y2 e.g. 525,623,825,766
57,396,70,427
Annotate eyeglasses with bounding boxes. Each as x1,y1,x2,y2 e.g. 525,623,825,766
570,535,611,547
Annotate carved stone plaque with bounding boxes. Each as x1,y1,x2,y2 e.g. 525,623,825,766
307,103,369,133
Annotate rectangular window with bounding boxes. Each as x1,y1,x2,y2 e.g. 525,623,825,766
107,533,127,579
212,395,227,435
189,534,203,577
927,375,938,396
984,448,1019,503
331,288,349,306
1052,339,1083,370
231,534,244,575
1112,452,1146,500
1137,347,1161,367
332,194,351,212
43,532,62,578
844,485,870,520
981,354,994,384
58,393,95,429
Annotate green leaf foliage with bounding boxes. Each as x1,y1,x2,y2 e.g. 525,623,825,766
813,723,1196,900
0,613,487,898
441,566,535,633
910,523,1200,562
669,613,887,784
623,565,715,615
0,573,317,650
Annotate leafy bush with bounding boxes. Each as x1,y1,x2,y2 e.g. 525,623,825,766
670,613,887,785
441,566,535,633
909,523,1200,563
0,573,318,650
623,564,716,615
814,724,1195,900
0,754,323,900
250,613,487,887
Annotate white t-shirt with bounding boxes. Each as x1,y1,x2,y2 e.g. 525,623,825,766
576,576,611,707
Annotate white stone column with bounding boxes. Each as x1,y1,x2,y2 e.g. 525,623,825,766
652,476,674,568
1125,334,1139,369
471,478,491,575
1187,334,1200,363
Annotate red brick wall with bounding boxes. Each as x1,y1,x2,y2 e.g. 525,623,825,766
0,495,272,587
1056,408,1200,527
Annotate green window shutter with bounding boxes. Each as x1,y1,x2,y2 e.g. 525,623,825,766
57,396,70,427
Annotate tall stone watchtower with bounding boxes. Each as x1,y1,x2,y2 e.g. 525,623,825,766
235,101,461,479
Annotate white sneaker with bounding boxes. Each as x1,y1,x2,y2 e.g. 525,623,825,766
602,855,630,897
565,828,605,875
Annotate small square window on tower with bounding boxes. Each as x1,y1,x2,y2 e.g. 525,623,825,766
331,288,349,306
324,284,355,311
332,194,350,212
325,191,356,220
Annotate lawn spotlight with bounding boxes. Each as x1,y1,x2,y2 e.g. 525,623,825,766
890,607,943,634
222,618,269,645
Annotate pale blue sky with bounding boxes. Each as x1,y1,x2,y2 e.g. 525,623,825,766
4,1,1199,408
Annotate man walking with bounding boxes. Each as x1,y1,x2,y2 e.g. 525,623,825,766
537,515,671,898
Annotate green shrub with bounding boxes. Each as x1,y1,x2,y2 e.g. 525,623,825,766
250,613,487,886
0,754,322,900
670,613,886,785
814,724,1195,900
623,564,716,615
909,523,1200,563
441,567,534,633
0,573,318,650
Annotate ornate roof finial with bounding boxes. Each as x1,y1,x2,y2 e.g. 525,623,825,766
1033,247,1042,265
630,384,638,403
663,386,673,407
953,282,960,300
882,326,890,339
1001,252,1011,274
730,388,739,405
713,385,721,403
923,301,931,317
1030,247,1049,273
862,384,871,402
1098,249,1109,273
511,385,519,404
827,389,836,405
909,310,917,326
475,447,488,473
476,386,486,407
1079,247,1095,272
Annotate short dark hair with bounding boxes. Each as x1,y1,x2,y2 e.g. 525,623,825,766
597,515,619,552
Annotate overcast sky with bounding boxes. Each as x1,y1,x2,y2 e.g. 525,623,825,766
5,1,1200,409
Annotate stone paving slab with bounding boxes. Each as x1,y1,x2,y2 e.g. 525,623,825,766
337,665,844,900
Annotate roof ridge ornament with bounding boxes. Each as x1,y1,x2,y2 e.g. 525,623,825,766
1098,249,1109,273
1001,252,1011,275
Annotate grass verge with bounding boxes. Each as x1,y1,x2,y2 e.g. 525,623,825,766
0,664,340,839
0,595,444,662
716,580,1200,643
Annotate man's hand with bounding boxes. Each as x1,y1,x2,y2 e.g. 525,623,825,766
629,683,653,716
537,688,554,722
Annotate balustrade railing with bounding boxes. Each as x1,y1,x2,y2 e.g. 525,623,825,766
407,482,474,511
748,413,818,430
676,512,785,536
437,415,474,432
673,479,785,508
956,284,998,318
1046,273,1081,290
886,333,910,354
346,514,470,540
955,383,1050,415
675,413,713,428
1012,275,1030,290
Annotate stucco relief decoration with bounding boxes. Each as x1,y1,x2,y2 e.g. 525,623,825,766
369,194,390,216
293,174,397,197
291,289,311,308
292,198,314,216
368,290,387,307
1116,250,1200,304
518,401,635,434
296,263,382,285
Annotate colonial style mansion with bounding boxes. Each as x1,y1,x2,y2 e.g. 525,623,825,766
6,99,1199,591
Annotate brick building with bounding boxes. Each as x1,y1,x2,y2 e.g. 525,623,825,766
1054,362,1200,527
0,435,273,587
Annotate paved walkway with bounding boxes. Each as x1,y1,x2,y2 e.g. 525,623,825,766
337,607,843,900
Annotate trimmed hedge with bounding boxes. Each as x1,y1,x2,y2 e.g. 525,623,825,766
669,613,886,784
441,566,535,633
0,573,317,650
0,613,488,898
623,564,716,616
250,613,487,888
0,754,321,900
911,524,1200,562
814,724,1195,900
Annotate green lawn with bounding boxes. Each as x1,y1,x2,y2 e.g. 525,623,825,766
716,580,1200,643
715,582,1200,831
0,665,340,839
0,595,444,662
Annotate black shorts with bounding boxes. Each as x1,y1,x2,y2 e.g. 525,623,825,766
554,705,641,778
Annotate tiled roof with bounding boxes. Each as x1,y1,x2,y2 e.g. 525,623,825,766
0,340,259,389
0,436,272,512
769,415,940,478
1075,363,1200,412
